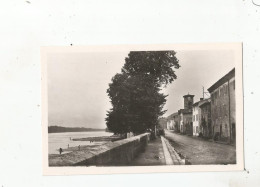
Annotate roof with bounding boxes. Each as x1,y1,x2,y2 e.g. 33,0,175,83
167,112,178,119
183,94,195,98
178,108,192,115
192,101,200,106
198,98,211,107
208,68,235,93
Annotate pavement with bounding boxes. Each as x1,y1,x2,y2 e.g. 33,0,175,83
129,137,166,166
164,130,236,165
129,135,185,166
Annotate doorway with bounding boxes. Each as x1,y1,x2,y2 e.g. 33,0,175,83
220,124,222,139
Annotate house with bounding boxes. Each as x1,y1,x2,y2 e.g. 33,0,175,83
178,94,194,135
172,112,180,132
178,109,193,135
166,112,179,131
199,98,211,138
192,100,201,136
192,98,211,137
208,68,236,144
166,114,174,130
158,117,167,129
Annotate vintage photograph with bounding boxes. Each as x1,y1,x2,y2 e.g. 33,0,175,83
42,44,243,174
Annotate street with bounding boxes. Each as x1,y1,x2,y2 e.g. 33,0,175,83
165,130,236,165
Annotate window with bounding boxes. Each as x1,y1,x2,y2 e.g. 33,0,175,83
233,80,235,90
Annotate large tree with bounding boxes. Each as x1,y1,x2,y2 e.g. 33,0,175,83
106,51,180,134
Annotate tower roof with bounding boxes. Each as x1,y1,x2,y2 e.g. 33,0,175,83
183,93,194,98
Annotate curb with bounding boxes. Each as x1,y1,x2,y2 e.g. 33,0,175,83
161,136,185,165
161,136,174,165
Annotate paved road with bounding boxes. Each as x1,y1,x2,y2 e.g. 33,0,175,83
165,130,236,165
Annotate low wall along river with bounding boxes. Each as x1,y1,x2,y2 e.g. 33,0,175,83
49,133,151,166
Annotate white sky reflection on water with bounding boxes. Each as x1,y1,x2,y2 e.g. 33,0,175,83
48,131,113,154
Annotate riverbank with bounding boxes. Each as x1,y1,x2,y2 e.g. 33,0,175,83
49,142,110,156
50,134,124,155
49,133,150,166
48,131,114,154
72,134,124,142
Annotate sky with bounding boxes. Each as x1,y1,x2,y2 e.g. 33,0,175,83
47,49,235,128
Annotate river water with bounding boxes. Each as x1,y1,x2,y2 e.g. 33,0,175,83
48,131,113,154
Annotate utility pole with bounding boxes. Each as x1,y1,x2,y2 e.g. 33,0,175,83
202,86,209,99
203,86,204,99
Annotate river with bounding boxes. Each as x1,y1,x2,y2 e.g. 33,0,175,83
48,131,114,154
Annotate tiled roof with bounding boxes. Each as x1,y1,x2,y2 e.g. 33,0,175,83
198,98,211,107
178,108,192,114
183,94,195,98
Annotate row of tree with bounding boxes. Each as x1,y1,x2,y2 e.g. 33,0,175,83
106,51,180,134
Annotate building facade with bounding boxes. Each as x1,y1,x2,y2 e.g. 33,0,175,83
166,115,174,130
166,112,179,131
192,101,200,136
158,117,167,129
199,98,211,138
208,68,236,144
179,109,193,135
179,94,194,135
172,112,180,132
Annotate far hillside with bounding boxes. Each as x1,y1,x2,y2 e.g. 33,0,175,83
48,126,105,133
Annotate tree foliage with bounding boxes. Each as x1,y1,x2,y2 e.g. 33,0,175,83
106,51,180,134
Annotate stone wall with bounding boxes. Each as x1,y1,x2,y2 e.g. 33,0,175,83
49,133,150,166
210,77,235,143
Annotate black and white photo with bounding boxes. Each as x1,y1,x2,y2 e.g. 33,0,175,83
42,43,243,174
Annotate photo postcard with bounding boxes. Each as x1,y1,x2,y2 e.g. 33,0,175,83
42,43,244,175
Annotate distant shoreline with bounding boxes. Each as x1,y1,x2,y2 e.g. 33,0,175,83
48,125,107,133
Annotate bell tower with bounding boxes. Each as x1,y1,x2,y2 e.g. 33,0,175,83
183,93,194,110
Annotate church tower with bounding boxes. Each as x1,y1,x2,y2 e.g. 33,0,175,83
183,93,194,110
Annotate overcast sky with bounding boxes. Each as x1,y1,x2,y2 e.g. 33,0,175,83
47,50,235,128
